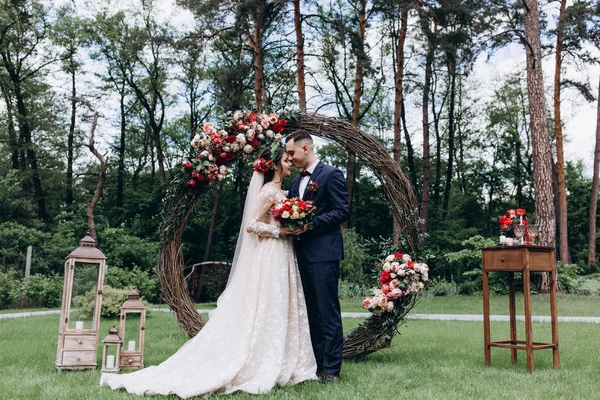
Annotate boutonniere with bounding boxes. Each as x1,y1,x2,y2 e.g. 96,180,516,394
307,181,319,197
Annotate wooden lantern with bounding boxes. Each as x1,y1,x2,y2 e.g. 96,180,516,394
101,326,122,373
119,289,147,369
55,234,106,370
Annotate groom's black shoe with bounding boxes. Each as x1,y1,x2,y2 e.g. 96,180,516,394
321,373,340,383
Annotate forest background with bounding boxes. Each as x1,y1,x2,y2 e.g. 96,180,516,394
1,0,600,306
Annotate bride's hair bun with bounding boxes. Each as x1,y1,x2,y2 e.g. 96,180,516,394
255,144,285,184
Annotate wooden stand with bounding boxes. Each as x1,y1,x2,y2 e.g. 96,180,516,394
481,245,560,373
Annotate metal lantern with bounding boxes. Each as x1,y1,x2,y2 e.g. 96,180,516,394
119,289,147,369
55,234,106,370
101,326,122,373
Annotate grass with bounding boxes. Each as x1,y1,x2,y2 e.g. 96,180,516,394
181,293,600,317
5,293,600,317
0,307,59,315
1,301,600,399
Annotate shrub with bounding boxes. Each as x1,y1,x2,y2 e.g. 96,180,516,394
571,273,600,296
100,228,159,272
0,222,49,273
340,229,369,284
338,280,371,299
22,274,63,308
427,279,460,297
556,262,582,294
73,285,151,319
105,266,161,303
0,271,21,309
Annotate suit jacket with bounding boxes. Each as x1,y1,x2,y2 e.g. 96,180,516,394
288,161,350,263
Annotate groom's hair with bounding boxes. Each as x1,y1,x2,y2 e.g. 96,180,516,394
288,130,313,147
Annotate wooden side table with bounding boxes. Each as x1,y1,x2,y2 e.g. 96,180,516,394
481,245,559,373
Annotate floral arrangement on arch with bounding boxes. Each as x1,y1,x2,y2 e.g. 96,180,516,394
363,252,429,315
183,111,287,188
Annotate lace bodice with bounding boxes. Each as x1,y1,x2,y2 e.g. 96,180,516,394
246,183,287,238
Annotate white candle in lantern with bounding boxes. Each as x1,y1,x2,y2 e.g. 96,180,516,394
128,340,136,351
106,355,115,369
75,321,84,330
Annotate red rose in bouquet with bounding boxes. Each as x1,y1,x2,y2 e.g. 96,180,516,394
271,197,316,230
272,119,287,133
363,252,430,315
379,271,392,285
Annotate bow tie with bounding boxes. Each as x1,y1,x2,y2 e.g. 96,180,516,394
299,170,311,177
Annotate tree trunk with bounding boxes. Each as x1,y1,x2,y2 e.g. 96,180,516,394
203,180,223,262
432,70,443,204
293,0,307,111
345,0,367,229
588,75,600,270
419,42,434,235
442,60,457,215
66,69,76,210
117,86,126,211
13,82,48,221
150,121,166,185
553,0,570,263
392,1,409,246
0,85,19,169
74,98,106,242
523,0,557,291
250,1,267,109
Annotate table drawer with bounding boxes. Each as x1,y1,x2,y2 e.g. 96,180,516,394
483,250,524,271
529,251,554,272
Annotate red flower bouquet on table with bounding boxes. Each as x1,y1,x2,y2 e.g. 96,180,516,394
498,208,529,244
271,198,316,230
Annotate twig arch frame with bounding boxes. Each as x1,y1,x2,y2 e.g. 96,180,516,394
157,113,418,341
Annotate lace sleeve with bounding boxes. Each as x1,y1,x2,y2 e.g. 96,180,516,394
246,187,279,238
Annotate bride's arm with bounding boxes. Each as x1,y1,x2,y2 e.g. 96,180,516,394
246,189,280,238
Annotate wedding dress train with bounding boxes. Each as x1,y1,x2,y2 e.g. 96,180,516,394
100,183,317,397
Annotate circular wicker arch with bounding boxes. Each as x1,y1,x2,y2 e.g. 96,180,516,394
158,113,418,351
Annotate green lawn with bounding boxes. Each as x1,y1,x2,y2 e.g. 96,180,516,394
0,307,59,315
5,293,600,317
1,305,599,399
183,294,600,317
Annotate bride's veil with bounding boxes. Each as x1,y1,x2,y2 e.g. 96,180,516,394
226,170,263,286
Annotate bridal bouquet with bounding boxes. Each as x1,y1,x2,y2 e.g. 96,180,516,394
271,198,316,230
363,252,429,316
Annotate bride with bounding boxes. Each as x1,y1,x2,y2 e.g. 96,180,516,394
100,144,317,397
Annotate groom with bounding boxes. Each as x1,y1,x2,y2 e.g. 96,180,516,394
286,130,350,383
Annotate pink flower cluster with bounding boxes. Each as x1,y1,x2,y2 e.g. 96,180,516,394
363,252,429,315
185,111,286,188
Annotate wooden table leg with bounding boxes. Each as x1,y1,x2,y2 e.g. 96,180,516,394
482,269,491,367
523,268,534,373
549,266,560,369
508,272,517,364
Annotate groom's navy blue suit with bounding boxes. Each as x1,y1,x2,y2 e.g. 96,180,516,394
289,161,350,376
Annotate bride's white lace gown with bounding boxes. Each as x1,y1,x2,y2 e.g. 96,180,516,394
100,183,317,398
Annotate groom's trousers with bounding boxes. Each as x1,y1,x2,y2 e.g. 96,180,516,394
297,252,343,376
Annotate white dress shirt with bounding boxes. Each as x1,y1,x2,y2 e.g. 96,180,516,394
299,159,319,200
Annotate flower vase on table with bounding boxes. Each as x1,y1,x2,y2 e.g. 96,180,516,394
498,208,527,245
